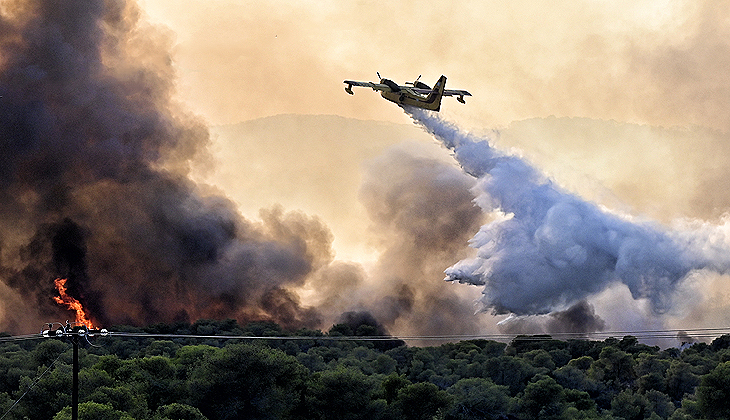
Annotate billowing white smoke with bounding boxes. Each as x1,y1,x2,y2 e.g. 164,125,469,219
406,107,730,317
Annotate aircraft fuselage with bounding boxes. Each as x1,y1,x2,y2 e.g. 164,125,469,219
380,90,441,111
378,75,446,111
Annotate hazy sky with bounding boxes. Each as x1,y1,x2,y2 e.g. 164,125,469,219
125,0,730,339
138,0,729,131
134,0,730,223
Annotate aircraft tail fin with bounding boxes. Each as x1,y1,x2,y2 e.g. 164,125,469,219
423,75,446,111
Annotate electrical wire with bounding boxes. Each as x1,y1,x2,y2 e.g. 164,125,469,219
2,326,727,344
103,326,730,343
0,350,64,420
0,334,44,343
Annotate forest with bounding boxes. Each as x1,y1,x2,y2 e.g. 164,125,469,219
1,318,730,420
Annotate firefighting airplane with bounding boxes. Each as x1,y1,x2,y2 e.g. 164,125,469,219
344,73,471,111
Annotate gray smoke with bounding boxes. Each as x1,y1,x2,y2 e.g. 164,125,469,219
0,1,495,337
496,300,606,336
0,1,333,331
405,107,730,320
676,331,697,346
346,144,487,337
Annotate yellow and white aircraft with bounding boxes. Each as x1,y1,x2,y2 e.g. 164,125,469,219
344,73,471,111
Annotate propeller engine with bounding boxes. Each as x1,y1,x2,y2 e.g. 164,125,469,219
406,75,431,90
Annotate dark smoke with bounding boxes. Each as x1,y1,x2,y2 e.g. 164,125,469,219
546,300,606,334
676,331,694,344
0,1,334,331
336,311,388,336
496,301,606,336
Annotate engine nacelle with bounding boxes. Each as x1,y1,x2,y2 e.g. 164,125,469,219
380,78,400,92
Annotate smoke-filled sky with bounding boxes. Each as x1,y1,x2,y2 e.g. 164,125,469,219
139,0,730,131
1,0,730,344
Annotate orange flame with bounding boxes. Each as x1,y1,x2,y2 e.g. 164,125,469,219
53,278,95,329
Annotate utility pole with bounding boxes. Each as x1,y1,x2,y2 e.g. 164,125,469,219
41,323,107,420
71,332,78,420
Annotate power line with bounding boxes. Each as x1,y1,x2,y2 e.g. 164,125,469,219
102,326,730,343
0,350,64,420
0,326,723,345
0,334,44,343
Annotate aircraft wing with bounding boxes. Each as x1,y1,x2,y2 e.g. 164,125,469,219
408,87,472,106
343,80,392,92
442,89,472,97
407,88,471,97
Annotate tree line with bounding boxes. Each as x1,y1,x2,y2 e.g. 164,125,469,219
2,318,730,420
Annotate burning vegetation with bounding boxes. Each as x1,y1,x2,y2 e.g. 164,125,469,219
52,278,95,330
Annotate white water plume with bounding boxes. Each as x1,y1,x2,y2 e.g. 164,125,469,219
405,107,730,317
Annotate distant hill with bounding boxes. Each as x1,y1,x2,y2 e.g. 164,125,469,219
200,114,440,261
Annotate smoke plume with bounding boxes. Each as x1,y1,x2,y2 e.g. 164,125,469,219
0,1,337,331
0,1,492,338
496,300,606,336
405,107,730,320
358,144,487,336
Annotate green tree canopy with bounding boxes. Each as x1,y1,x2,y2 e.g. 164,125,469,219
444,377,511,420
188,343,307,420
697,361,730,419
